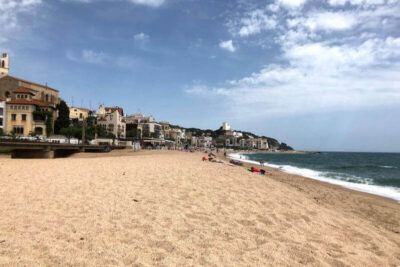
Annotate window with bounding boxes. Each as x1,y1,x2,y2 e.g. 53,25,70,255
45,94,49,102
0,107,3,116
79,113,83,119
0,118,2,126
21,114,27,121
11,114,16,121
1,60,4,68
12,126,24,134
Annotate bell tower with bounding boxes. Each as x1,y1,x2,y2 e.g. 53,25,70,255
0,53,9,76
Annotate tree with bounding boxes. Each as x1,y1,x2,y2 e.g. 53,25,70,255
54,100,70,134
126,129,140,139
60,127,81,143
279,142,294,151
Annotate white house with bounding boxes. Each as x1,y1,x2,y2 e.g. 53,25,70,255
222,122,231,131
97,105,126,139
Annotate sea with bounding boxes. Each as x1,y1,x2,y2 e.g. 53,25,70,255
229,152,400,202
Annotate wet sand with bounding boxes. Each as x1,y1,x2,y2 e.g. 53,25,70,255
0,150,399,266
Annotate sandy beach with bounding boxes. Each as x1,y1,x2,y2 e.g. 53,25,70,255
0,150,399,266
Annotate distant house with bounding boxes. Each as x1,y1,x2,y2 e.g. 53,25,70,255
5,88,56,136
197,136,212,148
222,122,231,131
69,106,90,122
125,114,162,139
239,137,268,150
97,105,126,139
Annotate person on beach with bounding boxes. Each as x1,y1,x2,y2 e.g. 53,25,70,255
260,160,264,166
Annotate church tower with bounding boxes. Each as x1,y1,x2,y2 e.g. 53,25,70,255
0,53,10,76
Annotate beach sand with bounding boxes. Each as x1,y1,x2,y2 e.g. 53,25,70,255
0,150,399,266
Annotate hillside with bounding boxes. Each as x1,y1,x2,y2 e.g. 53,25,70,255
170,124,293,150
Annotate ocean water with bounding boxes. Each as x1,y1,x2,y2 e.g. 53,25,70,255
229,152,400,202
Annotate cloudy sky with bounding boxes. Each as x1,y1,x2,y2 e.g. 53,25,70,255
1,0,400,152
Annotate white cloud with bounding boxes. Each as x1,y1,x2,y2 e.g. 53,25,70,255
219,40,236,52
65,0,166,7
238,9,277,37
127,0,165,7
213,0,400,117
66,49,107,64
278,0,307,9
0,0,41,31
66,49,136,68
328,0,386,6
134,32,149,41
303,11,357,31
81,49,107,64
187,37,400,116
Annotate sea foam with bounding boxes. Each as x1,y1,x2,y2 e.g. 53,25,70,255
229,153,400,202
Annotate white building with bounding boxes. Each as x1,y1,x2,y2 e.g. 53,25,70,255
198,136,212,148
222,122,231,131
0,99,5,134
226,130,243,138
97,105,126,139
125,114,155,124
0,53,9,77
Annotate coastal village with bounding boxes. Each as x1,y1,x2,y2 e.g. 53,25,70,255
0,53,291,152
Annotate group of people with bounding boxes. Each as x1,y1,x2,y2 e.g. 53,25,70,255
202,152,224,164
250,166,266,175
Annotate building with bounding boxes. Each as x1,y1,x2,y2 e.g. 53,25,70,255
222,122,231,131
225,135,239,147
0,76,59,107
239,137,268,150
159,121,170,132
125,114,155,124
69,106,90,122
140,122,162,138
255,138,269,150
0,53,9,77
226,130,243,138
197,136,212,148
97,105,126,139
0,99,5,134
0,53,59,108
5,88,56,136
125,114,162,139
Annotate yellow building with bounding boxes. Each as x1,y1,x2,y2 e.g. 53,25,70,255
69,106,90,121
6,88,55,136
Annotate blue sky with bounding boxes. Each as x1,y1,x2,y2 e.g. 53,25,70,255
1,0,400,152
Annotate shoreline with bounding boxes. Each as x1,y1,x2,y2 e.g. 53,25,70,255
214,151,399,232
225,151,400,203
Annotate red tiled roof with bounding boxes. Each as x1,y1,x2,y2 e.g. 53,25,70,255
13,87,36,95
6,98,52,107
0,75,59,92
105,107,124,115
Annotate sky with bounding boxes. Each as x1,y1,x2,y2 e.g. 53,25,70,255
1,0,400,152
